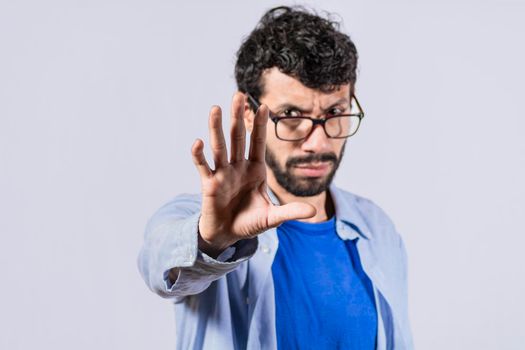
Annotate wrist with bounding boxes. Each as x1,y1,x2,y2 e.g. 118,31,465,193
198,233,237,259
197,224,236,259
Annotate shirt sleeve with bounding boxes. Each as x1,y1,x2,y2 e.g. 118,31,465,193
137,194,258,299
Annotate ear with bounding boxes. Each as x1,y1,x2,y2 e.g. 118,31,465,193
243,97,255,133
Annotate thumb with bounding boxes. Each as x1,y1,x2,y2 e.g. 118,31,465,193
267,202,317,228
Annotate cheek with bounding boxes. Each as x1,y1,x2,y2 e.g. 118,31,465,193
265,134,297,165
266,139,293,159
265,124,278,155
331,139,346,156
265,121,294,151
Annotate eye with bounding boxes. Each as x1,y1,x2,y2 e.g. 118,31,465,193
327,107,345,116
282,109,302,117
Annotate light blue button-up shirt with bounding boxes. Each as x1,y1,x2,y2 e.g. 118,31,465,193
138,184,414,349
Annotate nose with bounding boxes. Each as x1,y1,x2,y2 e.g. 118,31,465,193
301,124,330,153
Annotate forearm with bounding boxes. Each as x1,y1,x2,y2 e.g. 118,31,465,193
138,201,258,299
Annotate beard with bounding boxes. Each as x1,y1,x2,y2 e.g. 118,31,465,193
265,142,346,197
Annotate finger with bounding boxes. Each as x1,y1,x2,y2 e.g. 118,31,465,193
267,202,317,228
191,138,212,178
208,106,228,168
230,92,246,163
248,104,269,163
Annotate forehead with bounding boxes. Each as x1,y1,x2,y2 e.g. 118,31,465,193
259,67,351,106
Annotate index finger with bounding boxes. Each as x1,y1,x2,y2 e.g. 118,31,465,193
248,105,269,163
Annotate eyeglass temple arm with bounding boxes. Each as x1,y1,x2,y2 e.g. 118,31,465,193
245,92,260,111
352,94,365,118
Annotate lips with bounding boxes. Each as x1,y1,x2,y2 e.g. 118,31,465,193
293,162,332,177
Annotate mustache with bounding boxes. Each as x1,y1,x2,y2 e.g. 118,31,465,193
285,153,338,168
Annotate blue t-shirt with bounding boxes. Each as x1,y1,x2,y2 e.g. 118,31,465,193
271,217,377,349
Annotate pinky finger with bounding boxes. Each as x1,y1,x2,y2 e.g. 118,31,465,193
191,139,212,178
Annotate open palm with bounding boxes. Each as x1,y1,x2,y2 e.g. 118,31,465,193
192,93,315,256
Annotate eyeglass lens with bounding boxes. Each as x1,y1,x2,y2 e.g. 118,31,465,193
276,115,361,140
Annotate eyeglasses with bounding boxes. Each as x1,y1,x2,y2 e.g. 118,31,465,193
246,92,365,142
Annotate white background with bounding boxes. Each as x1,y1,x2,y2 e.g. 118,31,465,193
1,0,524,349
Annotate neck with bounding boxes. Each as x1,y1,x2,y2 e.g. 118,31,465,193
267,171,334,223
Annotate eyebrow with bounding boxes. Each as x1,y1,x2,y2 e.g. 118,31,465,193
274,97,350,114
324,97,350,112
273,103,308,113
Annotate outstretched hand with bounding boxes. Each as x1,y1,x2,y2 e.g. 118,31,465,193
192,92,316,257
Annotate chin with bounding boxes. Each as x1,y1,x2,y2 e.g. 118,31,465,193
285,177,331,197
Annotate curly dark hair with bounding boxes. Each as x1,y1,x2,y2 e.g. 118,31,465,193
235,6,358,108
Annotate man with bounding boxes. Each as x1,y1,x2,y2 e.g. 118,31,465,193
138,6,413,350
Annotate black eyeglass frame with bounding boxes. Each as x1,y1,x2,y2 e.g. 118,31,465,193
246,92,365,142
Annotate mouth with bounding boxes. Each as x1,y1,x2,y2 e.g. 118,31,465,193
293,161,332,177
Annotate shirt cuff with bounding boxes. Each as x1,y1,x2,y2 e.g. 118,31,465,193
213,246,236,262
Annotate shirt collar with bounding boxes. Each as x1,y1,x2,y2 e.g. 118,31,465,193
266,183,371,240
328,183,371,240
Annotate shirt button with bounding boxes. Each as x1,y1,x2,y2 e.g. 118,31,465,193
261,245,271,254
